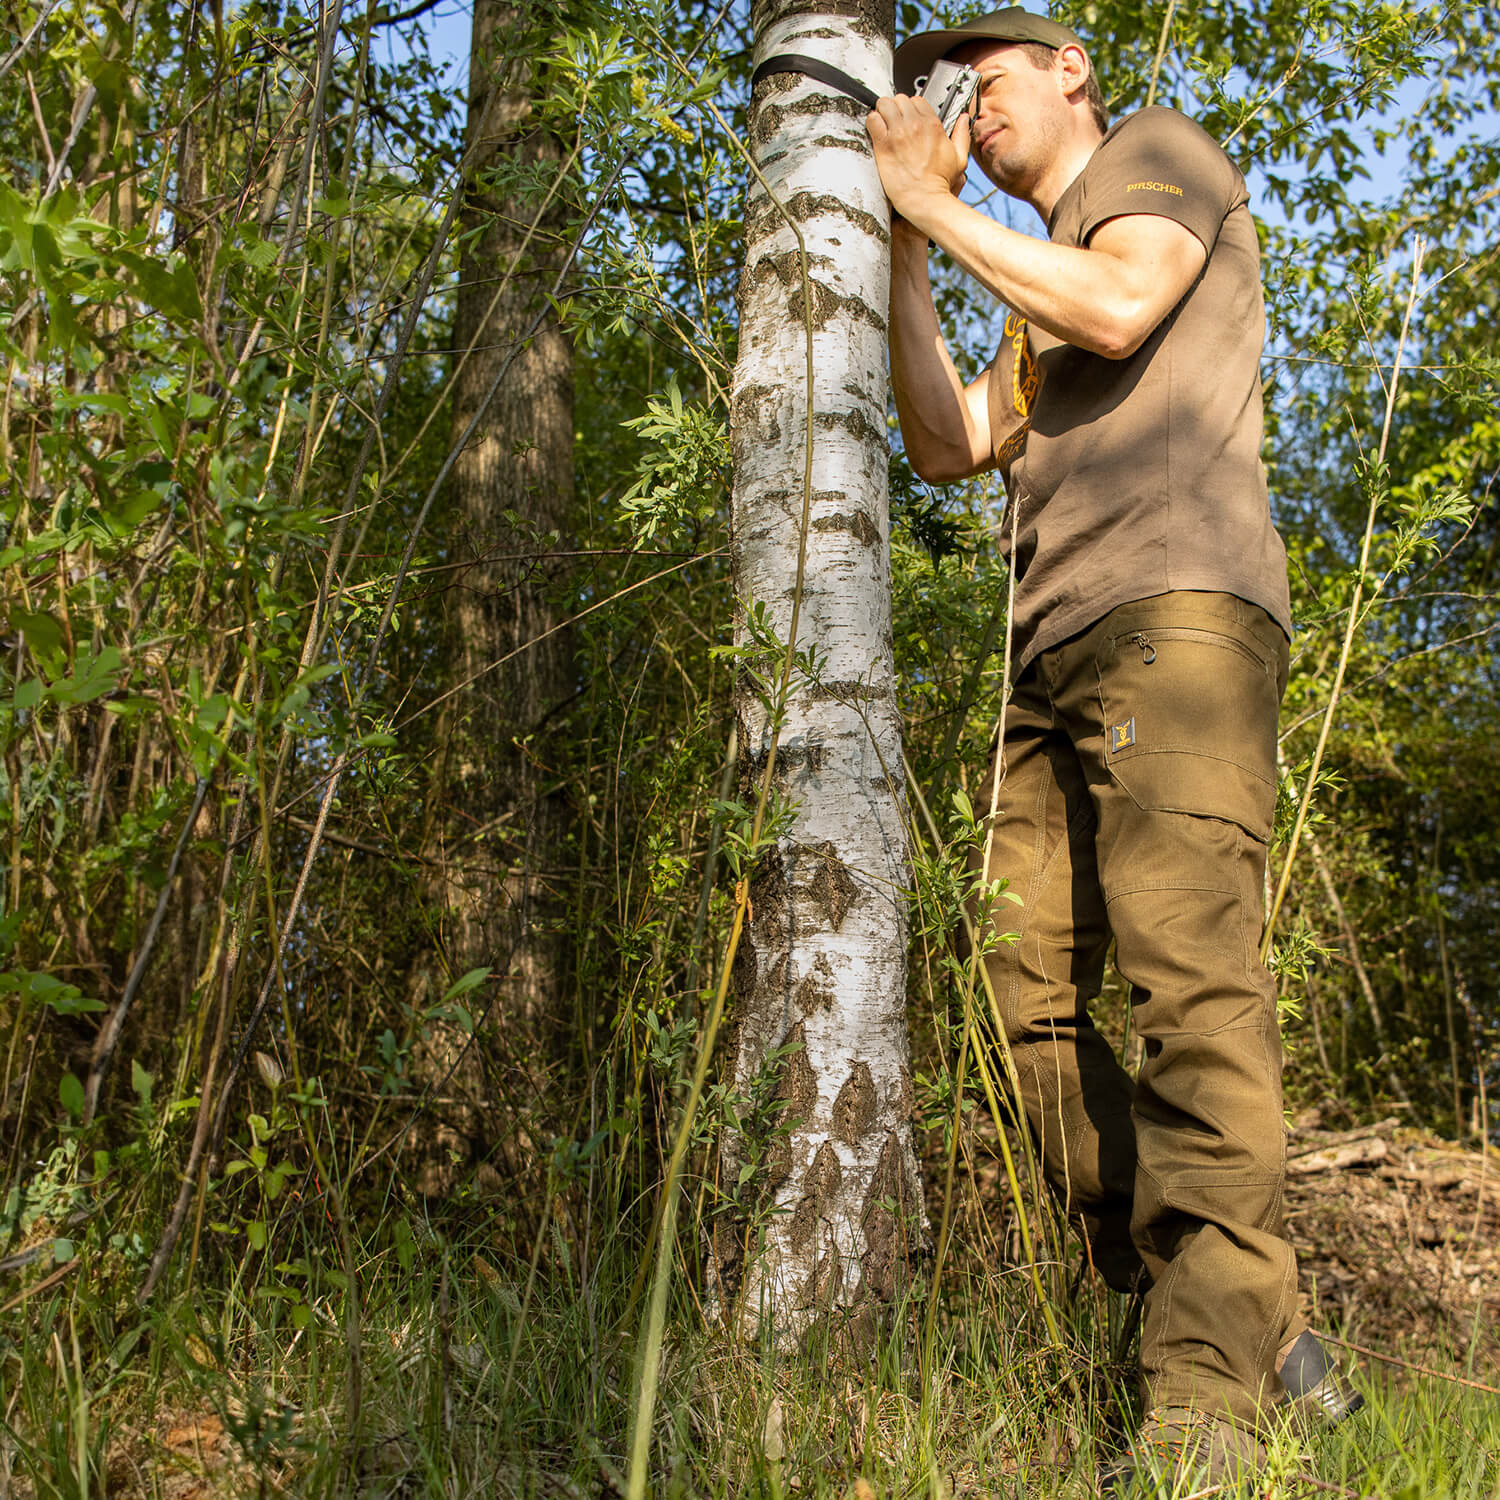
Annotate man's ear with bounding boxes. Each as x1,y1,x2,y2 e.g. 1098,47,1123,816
1056,42,1091,101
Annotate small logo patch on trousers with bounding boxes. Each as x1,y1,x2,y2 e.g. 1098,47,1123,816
1111,717,1136,752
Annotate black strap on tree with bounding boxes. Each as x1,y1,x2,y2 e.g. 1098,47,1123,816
751,53,881,110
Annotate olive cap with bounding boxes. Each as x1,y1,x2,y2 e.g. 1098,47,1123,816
893,8,1086,93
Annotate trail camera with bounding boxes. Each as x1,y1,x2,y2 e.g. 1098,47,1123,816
917,60,981,135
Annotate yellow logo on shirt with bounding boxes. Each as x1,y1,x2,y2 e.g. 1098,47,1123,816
1004,311,1039,418
1126,180,1184,196
994,310,1041,477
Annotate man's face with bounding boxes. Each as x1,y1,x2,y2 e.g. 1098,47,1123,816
951,40,1068,198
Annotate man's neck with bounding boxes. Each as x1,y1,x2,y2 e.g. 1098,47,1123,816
1026,128,1104,224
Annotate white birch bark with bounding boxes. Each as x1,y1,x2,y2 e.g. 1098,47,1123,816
719,0,923,1346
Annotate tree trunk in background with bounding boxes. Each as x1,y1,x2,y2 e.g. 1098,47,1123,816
408,0,574,1194
716,0,922,1345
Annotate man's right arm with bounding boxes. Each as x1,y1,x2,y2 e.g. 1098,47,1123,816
889,224,997,485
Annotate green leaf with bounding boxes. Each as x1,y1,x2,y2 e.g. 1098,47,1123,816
441,967,492,1003
246,1220,268,1251
59,1072,85,1118
53,1238,75,1264
49,646,124,705
271,663,340,724
12,609,65,662
107,488,167,528
18,972,105,1015
429,1001,475,1035
131,1058,154,1102
114,249,203,322
241,237,277,271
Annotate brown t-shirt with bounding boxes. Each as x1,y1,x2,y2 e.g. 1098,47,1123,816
987,106,1292,669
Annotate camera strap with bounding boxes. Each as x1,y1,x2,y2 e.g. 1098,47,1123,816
751,54,881,111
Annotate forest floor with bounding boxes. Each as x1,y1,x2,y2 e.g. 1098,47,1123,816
1281,1115,1498,1364
4,1122,1497,1499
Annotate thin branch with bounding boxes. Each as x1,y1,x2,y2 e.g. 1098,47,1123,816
1277,620,1500,740
1317,1331,1500,1396
1144,0,1178,109
82,777,212,1127
0,0,63,85
1261,237,1425,960
1308,831,1411,1108
371,0,446,22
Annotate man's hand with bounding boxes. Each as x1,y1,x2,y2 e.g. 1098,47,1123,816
867,95,971,222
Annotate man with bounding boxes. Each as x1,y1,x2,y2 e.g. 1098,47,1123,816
866,8,1359,1485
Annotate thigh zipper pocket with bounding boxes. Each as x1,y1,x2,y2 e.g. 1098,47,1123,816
1120,627,1271,677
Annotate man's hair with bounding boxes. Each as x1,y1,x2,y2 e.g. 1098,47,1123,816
1017,40,1109,134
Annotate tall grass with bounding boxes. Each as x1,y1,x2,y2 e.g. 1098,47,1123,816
3,1188,1497,1497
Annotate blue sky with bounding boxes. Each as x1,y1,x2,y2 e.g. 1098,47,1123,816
386,0,471,91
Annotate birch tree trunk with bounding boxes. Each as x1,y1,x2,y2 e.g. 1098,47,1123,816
717,0,922,1346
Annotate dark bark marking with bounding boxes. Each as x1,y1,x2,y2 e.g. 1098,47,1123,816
732,844,790,1007
742,247,837,291
744,739,828,778
812,134,864,152
765,1134,794,1192
897,1065,917,1126
751,0,893,39
788,1139,844,1253
777,1019,819,1124
740,251,884,334
794,1248,839,1313
754,486,855,511
811,510,880,548
763,1010,807,1197
731,381,784,447
746,190,884,243
801,840,860,932
794,953,835,1014
858,1130,919,1302
804,679,885,704
831,1060,877,1145
814,405,885,443
731,929,757,1007
765,952,789,998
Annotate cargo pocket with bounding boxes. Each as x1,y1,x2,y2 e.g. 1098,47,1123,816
1095,624,1279,841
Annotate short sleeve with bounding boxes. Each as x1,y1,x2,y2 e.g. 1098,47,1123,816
1076,107,1242,254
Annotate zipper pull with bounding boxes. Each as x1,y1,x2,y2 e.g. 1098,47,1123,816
1133,632,1156,665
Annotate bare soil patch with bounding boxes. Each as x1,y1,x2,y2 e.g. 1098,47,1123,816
1285,1116,1499,1368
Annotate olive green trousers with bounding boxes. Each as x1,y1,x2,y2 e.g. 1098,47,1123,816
971,592,1303,1430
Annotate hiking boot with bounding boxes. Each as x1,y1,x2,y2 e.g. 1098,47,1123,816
1099,1406,1268,1495
1276,1330,1365,1428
